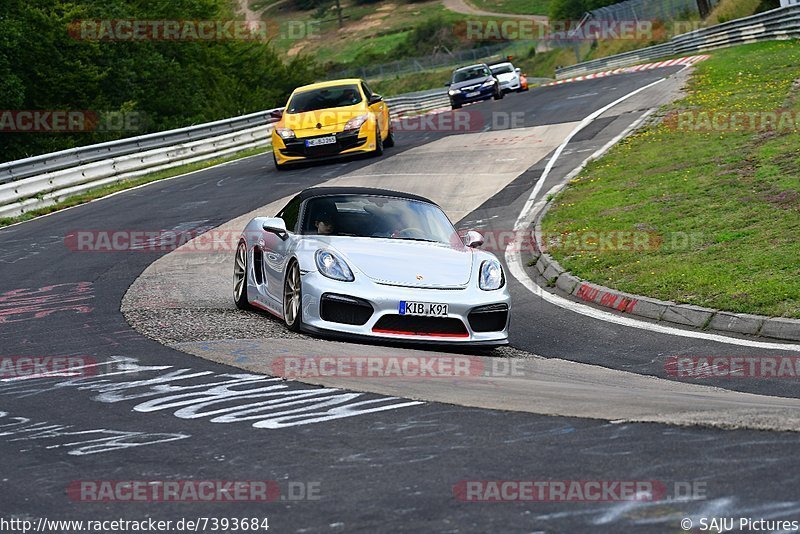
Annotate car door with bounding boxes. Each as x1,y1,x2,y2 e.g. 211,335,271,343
264,196,301,308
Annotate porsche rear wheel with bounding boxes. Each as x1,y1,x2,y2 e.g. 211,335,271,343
283,261,302,331
233,241,251,309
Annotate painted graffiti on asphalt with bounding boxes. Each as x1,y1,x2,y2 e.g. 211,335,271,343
0,356,423,429
0,282,94,324
0,410,189,456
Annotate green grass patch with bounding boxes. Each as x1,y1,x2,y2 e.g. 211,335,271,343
706,0,764,24
270,2,463,59
468,0,550,16
540,40,800,318
371,67,456,96
0,146,269,228
515,47,573,79
370,43,556,95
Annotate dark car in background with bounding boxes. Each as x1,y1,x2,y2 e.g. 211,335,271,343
446,64,503,110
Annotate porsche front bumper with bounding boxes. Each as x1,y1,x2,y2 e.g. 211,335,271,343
298,270,510,345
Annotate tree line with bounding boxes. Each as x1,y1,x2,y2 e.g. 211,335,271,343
0,0,316,162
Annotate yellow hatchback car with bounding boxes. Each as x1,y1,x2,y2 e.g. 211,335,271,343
271,79,394,170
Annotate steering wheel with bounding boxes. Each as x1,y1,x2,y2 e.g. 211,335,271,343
393,227,427,239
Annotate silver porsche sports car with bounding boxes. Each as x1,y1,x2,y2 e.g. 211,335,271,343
233,187,510,345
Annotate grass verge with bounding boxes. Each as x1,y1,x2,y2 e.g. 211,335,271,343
541,40,800,318
0,146,269,228
372,45,554,96
467,0,550,16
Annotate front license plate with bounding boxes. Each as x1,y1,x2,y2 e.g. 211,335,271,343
305,136,336,147
465,91,480,97
399,301,449,317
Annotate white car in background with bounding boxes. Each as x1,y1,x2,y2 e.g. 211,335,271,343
489,62,524,94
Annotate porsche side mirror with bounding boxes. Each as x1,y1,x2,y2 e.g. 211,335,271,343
463,230,484,248
262,217,288,240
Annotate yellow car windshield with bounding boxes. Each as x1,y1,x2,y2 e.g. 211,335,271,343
287,85,362,114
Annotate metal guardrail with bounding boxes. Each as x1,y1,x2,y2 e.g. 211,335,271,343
555,4,800,79
0,90,460,219
589,0,719,23
0,111,280,187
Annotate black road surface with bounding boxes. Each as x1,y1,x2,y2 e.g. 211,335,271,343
2,67,799,533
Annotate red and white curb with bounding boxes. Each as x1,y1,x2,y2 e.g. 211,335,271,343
546,55,710,86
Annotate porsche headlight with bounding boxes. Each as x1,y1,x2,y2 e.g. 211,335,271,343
343,114,370,132
275,127,295,140
315,250,354,282
481,79,496,88
479,259,504,290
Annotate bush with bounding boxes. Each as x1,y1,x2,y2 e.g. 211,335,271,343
394,15,459,57
549,0,588,21
0,0,317,162
549,0,623,21
290,0,329,10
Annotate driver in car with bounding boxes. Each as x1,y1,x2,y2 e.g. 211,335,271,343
341,88,359,106
314,210,336,235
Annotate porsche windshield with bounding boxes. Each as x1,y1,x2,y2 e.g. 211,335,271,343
287,85,362,113
301,195,457,243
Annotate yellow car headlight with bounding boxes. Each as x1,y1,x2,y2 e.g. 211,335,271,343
343,114,370,132
275,127,295,140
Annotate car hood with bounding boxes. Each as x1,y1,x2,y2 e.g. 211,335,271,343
494,72,517,82
451,76,493,91
281,104,367,136
313,237,474,288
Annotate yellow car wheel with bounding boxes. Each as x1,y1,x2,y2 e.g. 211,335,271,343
373,124,383,157
273,151,287,172
384,123,395,148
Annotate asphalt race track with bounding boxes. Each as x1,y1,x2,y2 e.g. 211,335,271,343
2,66,800,533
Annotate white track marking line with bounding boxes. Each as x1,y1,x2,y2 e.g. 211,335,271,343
506,76,800,351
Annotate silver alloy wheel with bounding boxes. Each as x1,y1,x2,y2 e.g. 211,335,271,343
234,242,247,302
284,262,301,326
